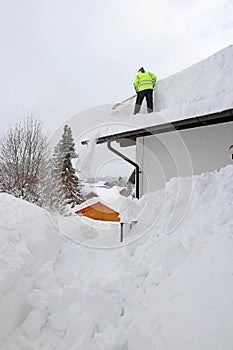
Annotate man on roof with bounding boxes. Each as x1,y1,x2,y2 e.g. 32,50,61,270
133,67,156,115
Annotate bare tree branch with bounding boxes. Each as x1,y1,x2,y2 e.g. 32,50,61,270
0,115,50,204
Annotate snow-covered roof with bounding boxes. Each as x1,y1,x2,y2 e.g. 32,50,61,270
92,108,233,147
73,187,131,214
93,181,107,187
75,45,233,145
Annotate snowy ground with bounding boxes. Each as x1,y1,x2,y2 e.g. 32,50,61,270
1,165,233,350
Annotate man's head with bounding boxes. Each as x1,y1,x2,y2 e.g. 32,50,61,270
138,67,145,73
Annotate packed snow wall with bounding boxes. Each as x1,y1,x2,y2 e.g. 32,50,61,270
0,194,61,343
1,165,233,350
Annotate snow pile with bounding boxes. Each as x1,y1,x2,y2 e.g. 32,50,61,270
120,166,233,238
55,214,119,248
0,194,61,344
1,165,233,349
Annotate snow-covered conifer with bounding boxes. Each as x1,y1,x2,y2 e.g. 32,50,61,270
49,125,84,214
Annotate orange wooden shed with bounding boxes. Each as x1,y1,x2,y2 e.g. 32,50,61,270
75,201,120,222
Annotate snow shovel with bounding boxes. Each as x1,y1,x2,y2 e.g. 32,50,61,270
112,94,137,110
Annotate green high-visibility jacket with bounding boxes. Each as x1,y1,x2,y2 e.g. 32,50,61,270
134,71,156,93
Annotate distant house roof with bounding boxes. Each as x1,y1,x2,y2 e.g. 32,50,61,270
94,181,107,187
104,181,115,188
84,191,98,200
119,188,130,197
75,201,120,222
81,108,233,147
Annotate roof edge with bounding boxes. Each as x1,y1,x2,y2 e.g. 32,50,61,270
81,108,233,146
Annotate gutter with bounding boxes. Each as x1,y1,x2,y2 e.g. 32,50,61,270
107,141,140,199
81,108,233,146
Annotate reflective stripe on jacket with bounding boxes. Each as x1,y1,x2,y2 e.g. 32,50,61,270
134,71,156,92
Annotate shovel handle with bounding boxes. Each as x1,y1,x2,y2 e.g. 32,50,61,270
112,94,137,110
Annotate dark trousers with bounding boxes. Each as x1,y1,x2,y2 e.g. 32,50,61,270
134,89,153,114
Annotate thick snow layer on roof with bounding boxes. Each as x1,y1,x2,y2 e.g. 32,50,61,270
153,44,233,122
63,45,233,145
73,186,131,213
1,165,233,349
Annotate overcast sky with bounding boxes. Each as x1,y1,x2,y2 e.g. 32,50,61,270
0,0,232,137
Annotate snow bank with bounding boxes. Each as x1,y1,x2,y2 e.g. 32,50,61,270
0,194,61,344
1,165,233,349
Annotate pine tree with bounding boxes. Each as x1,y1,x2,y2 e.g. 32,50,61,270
59,124,77,160
62,153,84,207
49,125,83,214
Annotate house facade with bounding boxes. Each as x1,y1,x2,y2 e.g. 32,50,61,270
136,116,233,195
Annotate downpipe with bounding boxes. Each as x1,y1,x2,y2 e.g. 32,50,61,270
107,141,140,199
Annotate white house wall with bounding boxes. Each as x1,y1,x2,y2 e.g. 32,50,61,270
136,121,233,196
